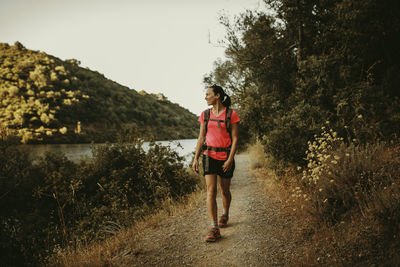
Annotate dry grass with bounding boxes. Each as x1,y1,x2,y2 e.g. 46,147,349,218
248,138,400,265
50,185,206,267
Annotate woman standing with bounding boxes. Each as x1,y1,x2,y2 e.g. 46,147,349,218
192,85,240,242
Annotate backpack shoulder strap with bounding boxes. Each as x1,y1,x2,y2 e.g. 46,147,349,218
204,109,210,137
225,108,233,141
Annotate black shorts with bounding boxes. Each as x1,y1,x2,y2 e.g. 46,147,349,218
202,155,235,178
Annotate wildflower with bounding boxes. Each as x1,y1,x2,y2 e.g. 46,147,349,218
297,166,302,171
334,155,340,160
352,138,357,142
63,99,72,105
59,127,67,134
326,120,330,124
357,114,363,119
331,160,338,164
345,153,350,157
330,179,334,183
319,188,323,192
344,125,348,128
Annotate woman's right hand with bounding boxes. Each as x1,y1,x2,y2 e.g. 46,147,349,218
192,159,199,173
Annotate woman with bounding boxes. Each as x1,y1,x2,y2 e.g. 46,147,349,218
192,84,240,242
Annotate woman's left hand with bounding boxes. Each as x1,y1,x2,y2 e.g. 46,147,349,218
222,159,233,172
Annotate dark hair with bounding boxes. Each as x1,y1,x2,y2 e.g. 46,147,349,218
210,84,231,108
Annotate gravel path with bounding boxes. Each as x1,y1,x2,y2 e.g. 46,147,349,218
114,154,297,266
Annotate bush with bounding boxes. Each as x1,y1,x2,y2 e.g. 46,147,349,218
270,124,400,264
299,125,400,225
0,138,200,266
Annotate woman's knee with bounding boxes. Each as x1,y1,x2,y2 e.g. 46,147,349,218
219,179,231,196
220,188,231,197
207,186,217,198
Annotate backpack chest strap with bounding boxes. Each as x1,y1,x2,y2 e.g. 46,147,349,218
207,118,228,131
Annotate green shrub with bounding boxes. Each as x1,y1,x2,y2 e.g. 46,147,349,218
0,137,200,266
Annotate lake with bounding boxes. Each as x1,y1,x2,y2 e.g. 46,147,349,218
22,139,198,166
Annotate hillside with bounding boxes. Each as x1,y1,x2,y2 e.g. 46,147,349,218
0,41,198,143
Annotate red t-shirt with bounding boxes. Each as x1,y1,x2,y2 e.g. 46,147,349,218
198,107,240,160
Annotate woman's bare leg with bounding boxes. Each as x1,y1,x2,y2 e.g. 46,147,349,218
205,174,218,223
219,177,232,215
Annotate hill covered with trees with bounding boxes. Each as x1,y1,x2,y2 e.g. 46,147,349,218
0,42,197,143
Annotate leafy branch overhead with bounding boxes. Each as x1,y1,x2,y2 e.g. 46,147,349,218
205,0,400,169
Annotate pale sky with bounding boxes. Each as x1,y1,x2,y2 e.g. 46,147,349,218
0,0,265,115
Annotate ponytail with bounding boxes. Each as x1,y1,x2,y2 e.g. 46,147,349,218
210,84,231,108
222,94,231,108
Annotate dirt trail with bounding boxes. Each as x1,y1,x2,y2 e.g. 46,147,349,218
115,154,297,266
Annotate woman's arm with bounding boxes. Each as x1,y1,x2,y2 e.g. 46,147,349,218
222,122,239,172
192,122,205,173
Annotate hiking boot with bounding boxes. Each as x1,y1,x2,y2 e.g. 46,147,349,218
218,214,229,228
205,227,221,242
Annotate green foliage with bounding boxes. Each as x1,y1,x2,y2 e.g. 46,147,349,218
206,2,400,262
205,0,400,170
0,42,197,144
0,135,200,266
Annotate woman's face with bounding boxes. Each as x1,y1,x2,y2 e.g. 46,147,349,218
205,88,219,106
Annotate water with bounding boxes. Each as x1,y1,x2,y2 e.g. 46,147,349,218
22,139,198,166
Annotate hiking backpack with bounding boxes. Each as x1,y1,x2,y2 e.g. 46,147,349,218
202,108,233,171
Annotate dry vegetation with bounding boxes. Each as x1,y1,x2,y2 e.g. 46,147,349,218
248,131,400,265
49,189,205,267
0,128,202,266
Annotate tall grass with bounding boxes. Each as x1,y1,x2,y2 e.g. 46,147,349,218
251,124,400,265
